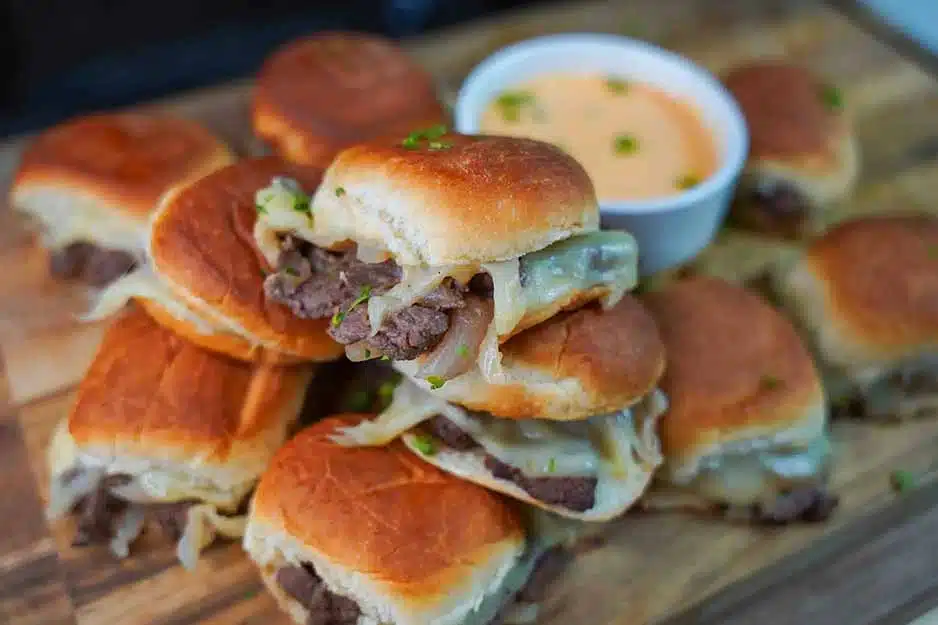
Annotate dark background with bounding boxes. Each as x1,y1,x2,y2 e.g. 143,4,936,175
0,0,537,138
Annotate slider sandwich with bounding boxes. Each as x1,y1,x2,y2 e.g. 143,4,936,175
46,306,312,567
11,113,234,287
642,277,838,524
336,295,668,521
88,157,345,364
245,413,582,625
773,214,938,420
253,32,445,167
255,132,639,383
723,60,859,239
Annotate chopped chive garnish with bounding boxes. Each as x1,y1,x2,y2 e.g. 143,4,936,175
284,267,300,277
255,202,267,214
605,78,629,94
381,355,390,361
456,344,469,358
760,374,782,389
331,311,345,327
547,457,557,473
292,196,311,214
676,174,701,190
335,187,346,197
401,125,449,149
495,91,536,123
364,348,371,359
613,134,639,155
402,135,420,149
378,381,396,402
890,469,917,493
426,375,446,390
820,84,844,112
412,434,437,456
427,141,453,150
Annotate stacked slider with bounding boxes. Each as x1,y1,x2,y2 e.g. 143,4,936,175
24,120,347,565
249,130,666,525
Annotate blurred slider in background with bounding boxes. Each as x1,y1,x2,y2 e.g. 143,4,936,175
0,0,527,137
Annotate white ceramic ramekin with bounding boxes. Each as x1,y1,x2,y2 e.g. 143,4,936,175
454,33,748,275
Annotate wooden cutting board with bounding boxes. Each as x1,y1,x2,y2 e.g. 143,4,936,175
3,1,938,625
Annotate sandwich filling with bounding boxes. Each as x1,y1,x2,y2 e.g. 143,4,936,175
732,178,812,240
49,241,137,287
832,353,938,421
651,432,839,524
255,178,638,383
334,381,664,515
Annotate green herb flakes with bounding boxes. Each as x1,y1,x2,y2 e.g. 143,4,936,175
255,202,267,214
412,434,437,456
605,78,629,94
378,381,397,403
427,140,453,151
676,174,701,190
381,355,391,361
495,91,536,123
820,84,844,112
331,311,345,327
284,267,300,277
613,134,639,155
335,187,346,197
293,196,311,214
427,375,446,390
890,469,917,493
401,124,449,149
547,457,557,473
456,344,470,358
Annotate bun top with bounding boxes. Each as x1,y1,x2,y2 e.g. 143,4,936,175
723,60,844,161
253,32,444,167
643,277,825,464
799,214,938,352
308,133,599,266
150,157,344,362
69,306,312,479
250,413,524,611
12,112,234,217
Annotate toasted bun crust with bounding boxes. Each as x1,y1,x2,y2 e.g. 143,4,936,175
303,134,599,266
775,214,938,373
11,113,234,253
138,297,303,365
246,413,525,625
643,277,825,470
149,157,344,362
67,306,313,492
252,32,445,168
396,294,665,420
724,61,858,205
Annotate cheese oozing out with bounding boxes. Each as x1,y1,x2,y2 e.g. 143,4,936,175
253,179,639,382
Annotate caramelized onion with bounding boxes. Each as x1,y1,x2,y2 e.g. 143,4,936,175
416,295,494,381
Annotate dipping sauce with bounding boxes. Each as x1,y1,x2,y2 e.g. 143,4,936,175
480,74,718,201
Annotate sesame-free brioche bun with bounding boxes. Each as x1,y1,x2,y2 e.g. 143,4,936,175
643,277,826,476
89,157,345,363
773,214,938,380
395,293,665,421
244,413,525,625
723,61,859,237
11,112,234,255
255,134,599,268
48,306,313,510
252,32,445,168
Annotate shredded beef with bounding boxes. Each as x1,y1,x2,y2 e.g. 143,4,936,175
49,242,137,287
264,237,478,361
751,486,840,524
275,564,361,625
730,182,812,239
423,416,598,512
66,471,199,550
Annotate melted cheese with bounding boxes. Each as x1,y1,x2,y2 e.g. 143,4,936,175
669,434,833,507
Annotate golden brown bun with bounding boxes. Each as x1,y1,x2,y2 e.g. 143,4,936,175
139,297,303,365
774,214,938,375
643,277,826,470
723,61,859,236
11,113,235,253
397,294,666,420
245,413,525,625
289,133,599,266
65,305,313,501
149,157,345,362
253,32,445,168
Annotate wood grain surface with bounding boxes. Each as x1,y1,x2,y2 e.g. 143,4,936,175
2,1,938,625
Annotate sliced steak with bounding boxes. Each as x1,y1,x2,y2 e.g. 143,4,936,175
72,476,130,546
275,563,361,625
49,242,137,287
752,486,840,524
730,182,812,240
425,416,598,512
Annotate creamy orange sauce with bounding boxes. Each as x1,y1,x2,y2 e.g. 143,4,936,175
480,74,718,201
